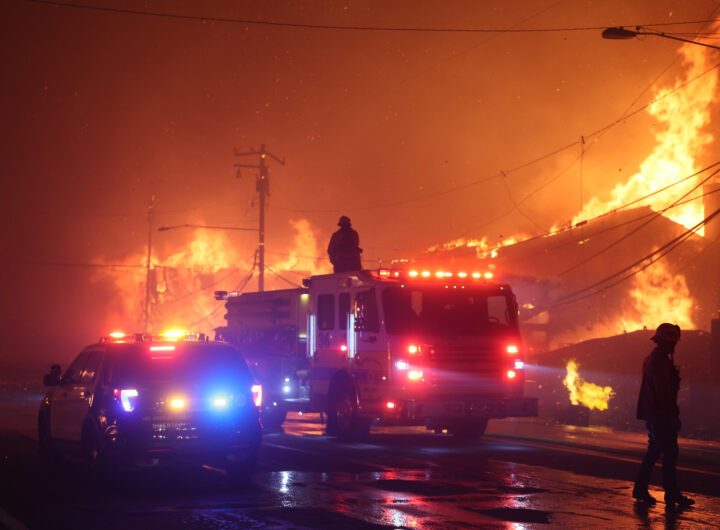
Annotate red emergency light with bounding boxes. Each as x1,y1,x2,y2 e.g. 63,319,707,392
373,269,496,282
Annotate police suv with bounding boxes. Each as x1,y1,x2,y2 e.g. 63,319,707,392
38,331,262,479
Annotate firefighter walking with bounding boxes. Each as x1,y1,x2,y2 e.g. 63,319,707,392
633,323,694,509
327,216,362,273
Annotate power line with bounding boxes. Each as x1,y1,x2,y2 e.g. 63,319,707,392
0,258,146,270
25,1,719,34
163,267,243,304
9,199,249,219
274,59,720,215
186,256,257,327
265,265,302,288
558,165,720,276
430,160,720,266
550,207,719,309
501,184,720,264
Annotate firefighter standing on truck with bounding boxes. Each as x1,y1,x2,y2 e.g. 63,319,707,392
632,323,694,509
327,216,362,273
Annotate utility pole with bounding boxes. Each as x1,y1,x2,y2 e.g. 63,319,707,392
234,144,285,291
144,195,156,330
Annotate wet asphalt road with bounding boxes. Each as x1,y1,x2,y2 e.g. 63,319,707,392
2,406,720,529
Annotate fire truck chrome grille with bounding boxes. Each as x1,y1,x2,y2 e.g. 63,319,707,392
426,347,502,375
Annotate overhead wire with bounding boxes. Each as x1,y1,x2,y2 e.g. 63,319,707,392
273,58,720,215
500,184,720,263
24,1,719,33
558,165,720,276
265,265,303,287
0,258,146,270
433,160,720,269
163,267,244,304
186,251,257,327
550,207,720,308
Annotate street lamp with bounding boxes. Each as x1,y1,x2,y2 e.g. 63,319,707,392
602,26,720,50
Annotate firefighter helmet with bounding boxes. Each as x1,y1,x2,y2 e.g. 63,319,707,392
651,323,681,343
338,215,351,226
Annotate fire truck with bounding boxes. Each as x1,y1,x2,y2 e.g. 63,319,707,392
214,268,537,439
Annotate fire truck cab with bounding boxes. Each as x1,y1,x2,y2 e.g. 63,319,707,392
216,268,537,439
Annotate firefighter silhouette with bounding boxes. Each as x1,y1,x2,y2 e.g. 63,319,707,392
327,216,362,273
632,323,694,508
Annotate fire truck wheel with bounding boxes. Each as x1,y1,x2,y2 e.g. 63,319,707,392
262,407,287,430
327,384,370,440
450,419,488,441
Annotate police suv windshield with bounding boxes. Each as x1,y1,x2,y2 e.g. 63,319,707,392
382,286,517,336
105,343,253,387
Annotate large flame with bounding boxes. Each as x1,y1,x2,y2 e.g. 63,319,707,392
574,31,718,232
563,359,615,411
627,258,695,330
272,218,331,274
440,31,718,343
98,218,328,336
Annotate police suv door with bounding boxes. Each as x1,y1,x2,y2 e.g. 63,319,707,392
51,352,88,440
51,350,103,442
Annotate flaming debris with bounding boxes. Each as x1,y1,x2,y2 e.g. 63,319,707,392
563,360,615,411
427,235,527,259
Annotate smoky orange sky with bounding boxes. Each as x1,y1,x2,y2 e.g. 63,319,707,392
2,0,719,373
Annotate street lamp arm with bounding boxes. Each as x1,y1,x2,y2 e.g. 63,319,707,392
602,26,720,50
637,27,720,50
158,224,259,232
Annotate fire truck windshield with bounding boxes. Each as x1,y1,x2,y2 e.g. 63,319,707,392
382,286,517,336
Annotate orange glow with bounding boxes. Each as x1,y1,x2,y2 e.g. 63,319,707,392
472,272,481,279
163,329,186,339
421,271,431,277
409,270,419,277
506,345,519,355
169,397,186,409
251,384,263,407
435,271,444,278
408,370,423,380
483,272,494,279
150,345,175,352
563,360,614,411
458,272,467,278
109,331,126,339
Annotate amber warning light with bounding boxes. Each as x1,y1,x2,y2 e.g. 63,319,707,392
383,269,495,281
